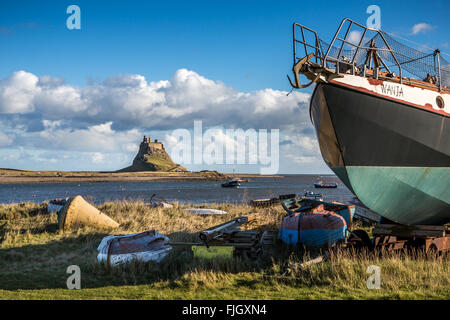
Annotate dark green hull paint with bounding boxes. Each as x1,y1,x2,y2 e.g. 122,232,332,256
311,83,450,225
332,166,450,225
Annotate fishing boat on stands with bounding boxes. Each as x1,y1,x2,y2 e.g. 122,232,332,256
288,18,450,225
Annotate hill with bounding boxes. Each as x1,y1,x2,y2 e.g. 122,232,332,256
118,136,187,172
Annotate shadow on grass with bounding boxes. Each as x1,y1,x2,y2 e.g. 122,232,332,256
0,231,109,291
0,228,312,291
0,204,48,220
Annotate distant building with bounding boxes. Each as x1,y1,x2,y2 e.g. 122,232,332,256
142,136,164,152
118,136,187,172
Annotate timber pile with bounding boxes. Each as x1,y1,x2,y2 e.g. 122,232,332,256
198,215,266,259
227,231,262,259
260,230,277,246
373,224,448,238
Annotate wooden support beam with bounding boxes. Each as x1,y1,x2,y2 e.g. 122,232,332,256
373,224,446,238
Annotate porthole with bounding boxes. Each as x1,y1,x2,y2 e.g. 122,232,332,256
436,96,445,109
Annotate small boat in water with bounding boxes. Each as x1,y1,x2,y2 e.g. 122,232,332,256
221,179,240,188
314,181,337,188
300,191,323,201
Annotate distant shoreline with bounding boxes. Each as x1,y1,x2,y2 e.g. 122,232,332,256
0,168,283,184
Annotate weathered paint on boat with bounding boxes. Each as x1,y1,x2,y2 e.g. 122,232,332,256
310,80,450,225
345,166,450,225
331,202,355,228
278,210,347,247
97,230,172,266
281,198,355,229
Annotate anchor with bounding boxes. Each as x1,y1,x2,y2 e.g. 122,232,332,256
287,53,321,89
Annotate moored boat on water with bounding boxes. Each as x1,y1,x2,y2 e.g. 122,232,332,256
288,18,450,225
300,191,323,201
221,179,241,188
314,181,337,188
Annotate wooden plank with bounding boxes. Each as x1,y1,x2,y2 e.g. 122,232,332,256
373,229,444,238
373,224,445,238
375,224,446,231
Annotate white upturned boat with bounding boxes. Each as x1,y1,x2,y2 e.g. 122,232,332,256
97,230,172,266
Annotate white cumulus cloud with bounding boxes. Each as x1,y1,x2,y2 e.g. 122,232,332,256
0,68,310,131
411,23,435,35
0,71,40,114
0,68,322,172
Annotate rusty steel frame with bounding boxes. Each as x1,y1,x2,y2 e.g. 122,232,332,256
372,224,450,253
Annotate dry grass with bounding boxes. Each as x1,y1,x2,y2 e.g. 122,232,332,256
0,201,448,300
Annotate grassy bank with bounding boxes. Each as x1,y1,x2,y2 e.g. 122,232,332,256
0,168,230,184
0,201,448,300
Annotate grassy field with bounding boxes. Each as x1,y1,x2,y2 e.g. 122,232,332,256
0,201,448,300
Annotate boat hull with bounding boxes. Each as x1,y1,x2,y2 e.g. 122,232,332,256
310,82,450,225
314,183,337,188
279,210,347,247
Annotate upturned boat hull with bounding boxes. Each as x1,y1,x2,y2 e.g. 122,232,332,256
310,81,450,225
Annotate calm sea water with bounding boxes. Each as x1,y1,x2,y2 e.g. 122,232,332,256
0,175,353,204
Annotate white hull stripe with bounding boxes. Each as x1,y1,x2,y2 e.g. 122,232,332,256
330,75,450,117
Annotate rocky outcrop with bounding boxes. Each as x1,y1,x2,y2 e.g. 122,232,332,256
118,136,187,172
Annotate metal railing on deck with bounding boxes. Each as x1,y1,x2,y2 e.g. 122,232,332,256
293,18,447,90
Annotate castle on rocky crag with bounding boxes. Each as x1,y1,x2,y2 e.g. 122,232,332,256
142,136,163,149
133,135,174,164
118,136,187,172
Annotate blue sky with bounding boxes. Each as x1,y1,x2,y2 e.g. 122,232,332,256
1,0,448,92
0,0,448,173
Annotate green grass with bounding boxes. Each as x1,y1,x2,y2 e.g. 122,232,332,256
143,155,176,171
192,246,234,259
0,201,448,300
